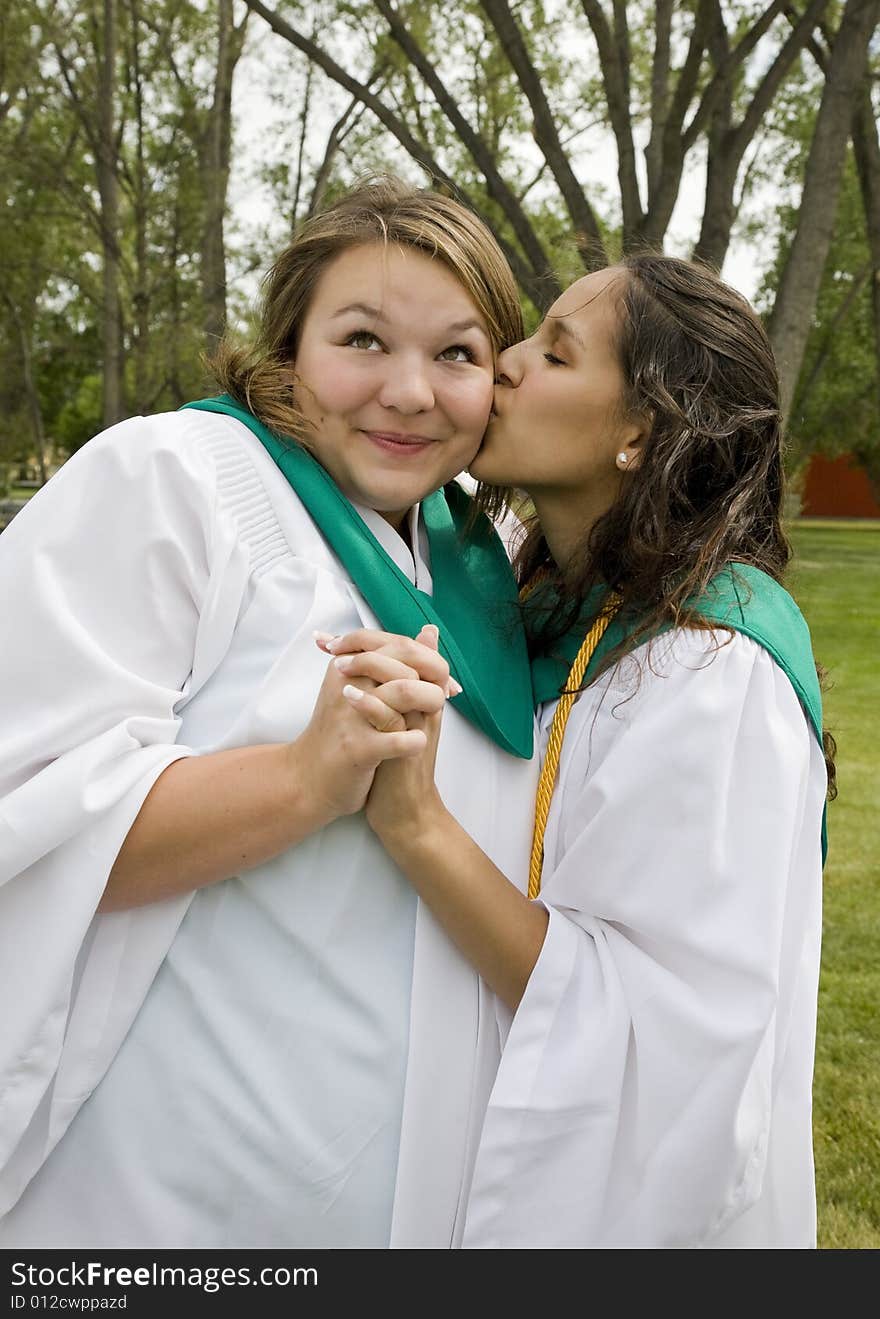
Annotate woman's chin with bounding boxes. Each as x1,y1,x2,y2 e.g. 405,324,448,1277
466,466,504,489
467,450,499,485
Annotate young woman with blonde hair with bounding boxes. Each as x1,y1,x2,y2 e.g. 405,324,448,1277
0,177,539,1248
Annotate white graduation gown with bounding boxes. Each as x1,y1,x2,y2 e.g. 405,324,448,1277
462,629,826,1248
0,409,538,1248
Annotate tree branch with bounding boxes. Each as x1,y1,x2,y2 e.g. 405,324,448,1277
481,0,607,265
641,0,713,241
731,0,830,158
306,69,387,219
782,2,831,69
577,0,642,239
666,0,713,142
244,0,554,305
646,0,673,200
683,0,795,151
374,0,554,284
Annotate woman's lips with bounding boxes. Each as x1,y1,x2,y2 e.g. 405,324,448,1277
363,430,435,456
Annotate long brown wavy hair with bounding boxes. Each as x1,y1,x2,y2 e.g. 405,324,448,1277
208,175,524,444
479,253,837,798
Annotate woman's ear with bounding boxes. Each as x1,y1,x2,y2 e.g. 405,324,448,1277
616,409,652,473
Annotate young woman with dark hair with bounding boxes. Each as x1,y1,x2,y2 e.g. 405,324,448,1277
328,254,832,1248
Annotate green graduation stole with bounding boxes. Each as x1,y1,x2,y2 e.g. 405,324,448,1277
180,396,534,759
530,564,828,864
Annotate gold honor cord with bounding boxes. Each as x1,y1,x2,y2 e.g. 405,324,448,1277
528,595,622,900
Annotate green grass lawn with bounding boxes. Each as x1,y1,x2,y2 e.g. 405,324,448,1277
787,519,880,1249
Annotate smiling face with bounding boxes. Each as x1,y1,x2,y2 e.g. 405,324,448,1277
470,269,646,539
292,242,495,527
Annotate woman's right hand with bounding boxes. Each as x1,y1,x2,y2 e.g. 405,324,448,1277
292,639,448,822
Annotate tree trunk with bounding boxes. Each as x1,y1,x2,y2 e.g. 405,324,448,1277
769,0,880,429
693,10,734,272
96,0,124,427
695,149,739,271
696,0,830,271
200,0,246,348
481,0,607,267
639,1,711,248
4,296,48,484
168,199,185,407
580,0,643,240
130,0,150,413
851,76,880,426
645,0,673,203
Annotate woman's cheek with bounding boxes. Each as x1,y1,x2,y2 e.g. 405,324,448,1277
453,372,495,433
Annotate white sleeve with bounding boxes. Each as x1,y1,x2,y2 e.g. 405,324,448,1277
464,631,825,1247
0,413,247,1200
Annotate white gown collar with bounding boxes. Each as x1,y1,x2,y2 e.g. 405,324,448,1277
350,501,432,593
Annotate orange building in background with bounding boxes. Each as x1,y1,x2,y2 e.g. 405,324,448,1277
800,453,880,518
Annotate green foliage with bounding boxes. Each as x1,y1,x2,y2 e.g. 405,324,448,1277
0,0,232,460
35,314,103,453
52,375,104,455
0,11,89,459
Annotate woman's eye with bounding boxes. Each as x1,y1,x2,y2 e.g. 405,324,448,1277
346,331,382,351
543,352,566,366
438,344,475,363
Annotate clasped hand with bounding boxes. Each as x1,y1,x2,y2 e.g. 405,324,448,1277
308,624,455,837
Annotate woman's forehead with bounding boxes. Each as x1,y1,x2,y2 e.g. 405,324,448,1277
311,242,488,327
549,268,625,322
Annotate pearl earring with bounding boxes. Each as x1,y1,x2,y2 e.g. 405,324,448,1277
616,452,629,469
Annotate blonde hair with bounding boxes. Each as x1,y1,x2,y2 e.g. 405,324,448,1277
209,175,523,443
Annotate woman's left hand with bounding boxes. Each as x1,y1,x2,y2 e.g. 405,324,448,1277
363,701,444,845
315,625,454,842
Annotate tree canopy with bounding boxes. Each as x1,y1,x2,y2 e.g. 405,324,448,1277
1,0,878,490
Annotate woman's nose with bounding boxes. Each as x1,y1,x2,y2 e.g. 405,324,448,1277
377,358,435,413
495,343,522,388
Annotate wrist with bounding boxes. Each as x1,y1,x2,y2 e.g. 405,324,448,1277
372,790,449,860
283,736,344,832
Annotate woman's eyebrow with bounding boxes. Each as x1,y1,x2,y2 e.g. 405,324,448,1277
330,304,488,338
552,318,587,351
331,302,385,321
447,318,489,337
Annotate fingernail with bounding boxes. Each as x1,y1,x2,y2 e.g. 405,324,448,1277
419,624,439,643
334,655,353,671
342,684,364,702
313,630,337,649
325,637,344,653
446,678,463,698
